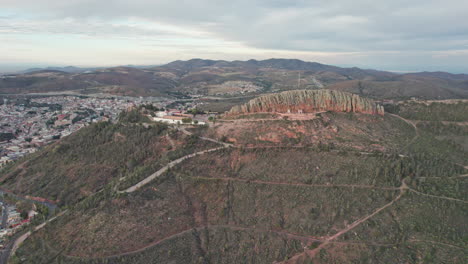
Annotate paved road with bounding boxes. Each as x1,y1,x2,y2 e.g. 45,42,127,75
117,127,233,193
120,146,228,193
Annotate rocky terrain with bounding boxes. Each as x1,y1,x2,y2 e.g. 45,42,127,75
227,90,384,116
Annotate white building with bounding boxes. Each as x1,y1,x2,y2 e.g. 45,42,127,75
152,116,205,125
153,116,183,124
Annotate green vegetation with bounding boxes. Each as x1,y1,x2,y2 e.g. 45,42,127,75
186,108,205,116
393,101,468,121
197,96,254,113
340,192,467,264
0,132,15,141
406,129,468,164
118,108,151,123
0,112,215,206
5,100,468,264
182,117,193,124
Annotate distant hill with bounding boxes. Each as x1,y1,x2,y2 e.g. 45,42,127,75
21,65,161,74
0,67,175,96
157,59,468,99
404,71,468,81
1,59,467,99
162,58,395,80
21,66,100,74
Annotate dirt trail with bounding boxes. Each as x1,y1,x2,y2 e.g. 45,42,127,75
179,127,233,147
388,113,419,144
281,173,467,263
407,188,468,203
408,239,466,250
418,173,468,179
402,178,468,203
412,120,468,126
220,111,328,123
63,224,324,259
281,180,408,263
191,176,399,191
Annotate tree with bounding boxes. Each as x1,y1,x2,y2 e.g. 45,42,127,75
187,108,205,117
182,118,192,124
20,210,29,219
127,158,137,170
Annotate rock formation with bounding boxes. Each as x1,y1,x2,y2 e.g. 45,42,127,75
227,89,384,116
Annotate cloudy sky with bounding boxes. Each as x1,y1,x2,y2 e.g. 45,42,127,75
1,0,468,73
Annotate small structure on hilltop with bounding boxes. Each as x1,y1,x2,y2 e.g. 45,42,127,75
226,89,384,116
151,109,206,125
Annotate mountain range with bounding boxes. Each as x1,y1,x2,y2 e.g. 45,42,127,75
1,59,467,100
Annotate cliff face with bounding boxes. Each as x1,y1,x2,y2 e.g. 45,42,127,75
227,89,384,116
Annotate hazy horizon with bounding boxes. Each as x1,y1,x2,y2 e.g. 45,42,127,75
2,0,468,74
1,59,467,75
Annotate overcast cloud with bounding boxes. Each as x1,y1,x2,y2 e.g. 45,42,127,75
1,0,468,73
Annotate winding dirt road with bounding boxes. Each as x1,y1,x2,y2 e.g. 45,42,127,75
281,179,408,263
63,224,324,259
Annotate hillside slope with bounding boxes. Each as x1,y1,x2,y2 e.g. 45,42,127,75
2,100,467,263
0,110,217,206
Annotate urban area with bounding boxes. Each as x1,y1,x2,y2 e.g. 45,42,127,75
0,94,210,251
0,95,208,167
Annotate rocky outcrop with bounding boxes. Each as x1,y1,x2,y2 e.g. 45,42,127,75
227,89,384,116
